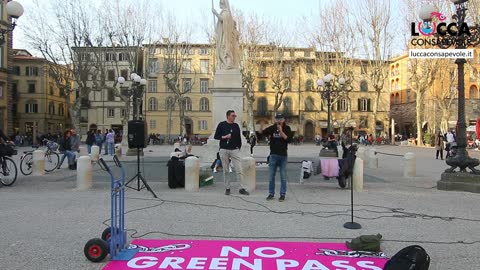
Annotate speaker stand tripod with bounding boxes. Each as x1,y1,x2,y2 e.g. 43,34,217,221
126,148,157,198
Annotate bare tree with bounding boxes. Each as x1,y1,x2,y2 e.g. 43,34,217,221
434,62,458,133
354,0,394,136
235,11,267,133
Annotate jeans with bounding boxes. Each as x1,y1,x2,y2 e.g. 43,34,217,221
219,148,245,190
268,154,288,196
108,142,115,155
87,144,92,154
58,151,76,168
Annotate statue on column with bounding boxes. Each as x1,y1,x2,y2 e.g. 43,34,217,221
212,0,240,71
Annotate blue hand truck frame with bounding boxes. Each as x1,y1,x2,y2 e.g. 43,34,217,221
84,156,137,262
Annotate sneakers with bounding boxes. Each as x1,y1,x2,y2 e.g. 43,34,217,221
266,194,274,200
279,195,285,202
225,189,231,195
239,189,250,195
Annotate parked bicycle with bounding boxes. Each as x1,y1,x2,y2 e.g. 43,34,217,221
20,139,60,176
0,143,18,186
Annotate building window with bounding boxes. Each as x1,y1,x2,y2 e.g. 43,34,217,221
165,97,175,111
199,48,210,55
105,52,116,61
149,59,159,74
13,66,20,75
148,98,158,111
259,65,267,77
121,109,126,117
107,89,115,101
200,60,209,73
258,80,266,92
183,78,192,93
148,80,157,92
59,104,65,116
185,97,192,111
470,85,479,99
283,64,293,77
149,119,157,129
182,60,192,73
107,108,115,117
339,98,348,112
28,83,36,93
361,64,368,75
283,97,292,113
358,98,371,111
406,90,411,102
304,50,311,57
283,80,291,91
200,97,209,111
306,79,313,91
118,53,129,61
395,79,399,90
107,70,115,81
25,103,38,113
26,67,39,76
120,69,129,80
257,97,268,114
199,120,208,130
200,79,209,93
360,80,368,92
305,96,315,111
48,102,55,115
306,63,314,74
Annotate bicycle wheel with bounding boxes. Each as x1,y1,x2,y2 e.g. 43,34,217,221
44,151,59,172
20,153,33,176
1,157,18,186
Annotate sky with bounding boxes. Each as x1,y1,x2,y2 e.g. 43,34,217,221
12,0,406,56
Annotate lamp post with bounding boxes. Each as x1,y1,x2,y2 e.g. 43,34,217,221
426,0,480,175
0,1,23,45
117,73,147,121
316,74,347,137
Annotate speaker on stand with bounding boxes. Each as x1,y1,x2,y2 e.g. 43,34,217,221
126,120,157,198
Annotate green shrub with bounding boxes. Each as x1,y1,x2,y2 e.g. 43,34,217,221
423,133,435,146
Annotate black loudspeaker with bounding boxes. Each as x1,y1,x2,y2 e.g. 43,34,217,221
128,120,147,148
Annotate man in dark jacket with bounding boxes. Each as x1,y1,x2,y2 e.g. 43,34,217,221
214,110,249,196
262,113,292,202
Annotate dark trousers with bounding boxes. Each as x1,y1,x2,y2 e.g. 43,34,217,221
250,145,254,155
436,150,443,159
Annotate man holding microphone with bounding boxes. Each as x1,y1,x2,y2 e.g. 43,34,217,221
214,110,249,196
262,113,292,202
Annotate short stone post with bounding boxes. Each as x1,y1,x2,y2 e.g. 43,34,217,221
368,148,378,169
174,142,180,150
76,156,92,190
357,147,366,163
403,152,416,177
33,150,45,176
337,145,344,159
90,145,100,162
79,146,88,157
242,157,256,192
115,144,122,156
353,158,364,192
185,156,200,192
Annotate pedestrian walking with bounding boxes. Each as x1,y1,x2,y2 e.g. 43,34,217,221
214,110,249,196
106,129,115,155
435,131,444,160
86,130,95,154
248,132,257,156
262,113,292,202
95,130,103,154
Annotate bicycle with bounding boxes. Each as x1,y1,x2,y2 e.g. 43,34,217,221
19,139,60,176
0,143,18,186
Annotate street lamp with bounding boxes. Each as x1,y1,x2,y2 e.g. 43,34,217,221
316,74,347,136
117,73,147,121
431,0,480,175
0,1,23,45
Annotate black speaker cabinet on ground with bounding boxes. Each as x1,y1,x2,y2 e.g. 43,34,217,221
128,120,147,148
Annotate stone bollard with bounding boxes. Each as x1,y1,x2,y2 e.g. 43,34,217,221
115,144,122,156
33,150,45,176
368,148,378,169
353,158,364,192
357,147,366,162
79,146,88,157
90,146,100,162
76,156,92,190
403,152,416,177
337,145,344,159
241,157,256,192
185,156,200,192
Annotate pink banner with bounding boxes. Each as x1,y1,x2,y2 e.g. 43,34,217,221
103,239,388,270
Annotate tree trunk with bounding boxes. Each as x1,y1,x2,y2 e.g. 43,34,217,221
70,101,81,131
371,90,380,137
416,91,424,146
167,107,173,143
179,100,186,137
247,98,255,132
